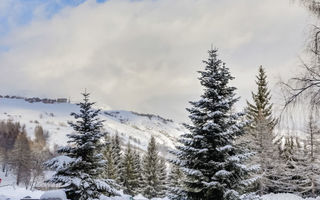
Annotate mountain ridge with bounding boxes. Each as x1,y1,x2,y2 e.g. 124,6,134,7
0,98,186,155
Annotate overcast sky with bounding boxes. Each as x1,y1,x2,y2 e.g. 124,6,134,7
0,0,314,122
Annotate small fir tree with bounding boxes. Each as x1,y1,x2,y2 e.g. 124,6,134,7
142,136,166,199
157,157,167,198
102,135,117,180
132,149,143,195
167,165,185,200
246,66,276,129
45,92,118,200
111,133,123,185
121,142,140,196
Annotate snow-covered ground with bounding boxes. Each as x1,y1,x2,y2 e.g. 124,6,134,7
0,170,42,200
0,168,318,200
262,193,320,200
0,98,187,154
0,187,43,200
1,187,320,200
0,186,167,200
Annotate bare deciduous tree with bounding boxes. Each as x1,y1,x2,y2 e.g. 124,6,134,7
0,120,21,176
9,130,32,188
298,0,320,17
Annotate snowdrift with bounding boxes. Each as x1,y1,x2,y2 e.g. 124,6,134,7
262,193,320,200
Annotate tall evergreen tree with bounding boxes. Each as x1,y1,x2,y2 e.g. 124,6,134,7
244,66,277,194
172,48,256,200
45,92,118,200
142,136,166,199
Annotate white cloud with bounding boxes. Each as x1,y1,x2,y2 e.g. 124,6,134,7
0,0,311,121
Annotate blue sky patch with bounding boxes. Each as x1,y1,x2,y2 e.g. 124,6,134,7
0,0,107,37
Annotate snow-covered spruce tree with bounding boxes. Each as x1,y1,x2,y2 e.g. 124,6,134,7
142,136,166,199
45,92,118,200
167,165,185,200
101,134,120,192
172,48,256,200
121,142,141,196
102,135,117,181
157,157,168,198
132,149,143,195
111,133,123,185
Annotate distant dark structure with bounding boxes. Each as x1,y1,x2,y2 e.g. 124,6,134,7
57,98,68,103
0,95,69,104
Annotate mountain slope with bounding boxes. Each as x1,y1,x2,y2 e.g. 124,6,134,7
0,98,186,154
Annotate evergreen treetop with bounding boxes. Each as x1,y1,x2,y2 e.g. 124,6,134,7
246,66,275,128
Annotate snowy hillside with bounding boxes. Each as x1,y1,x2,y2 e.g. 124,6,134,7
0,98,186,154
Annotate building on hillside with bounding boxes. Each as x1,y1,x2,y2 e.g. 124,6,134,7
57,98,68,103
